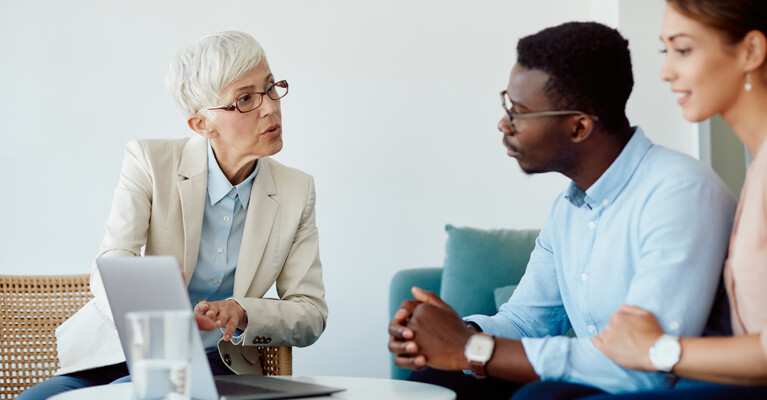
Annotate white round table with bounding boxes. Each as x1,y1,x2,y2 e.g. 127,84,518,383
48,375,456,400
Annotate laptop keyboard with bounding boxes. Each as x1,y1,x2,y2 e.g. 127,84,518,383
215,380,286,395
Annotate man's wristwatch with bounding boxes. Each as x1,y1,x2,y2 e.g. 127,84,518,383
649,334,681,372
464,333,495,379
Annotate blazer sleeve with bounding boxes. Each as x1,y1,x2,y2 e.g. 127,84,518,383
233,175,328,348
90,140,153,321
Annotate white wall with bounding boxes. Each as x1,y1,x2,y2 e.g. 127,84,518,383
1,0,684,378
617,0,696,155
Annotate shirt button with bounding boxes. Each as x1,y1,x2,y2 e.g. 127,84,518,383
669,321,680,331
580,273,588,282
588,325,597,334
587,221,596,230
212,278,220,285
224,216,230,222
217,248,224,253
602,199,609,206
229,189,235,195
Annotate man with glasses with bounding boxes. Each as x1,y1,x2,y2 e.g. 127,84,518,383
388,21,735,399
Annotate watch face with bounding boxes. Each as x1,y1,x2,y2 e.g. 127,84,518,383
465,334,494,362
650,334,680,372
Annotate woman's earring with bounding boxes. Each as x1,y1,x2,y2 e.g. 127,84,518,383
745,72,753,92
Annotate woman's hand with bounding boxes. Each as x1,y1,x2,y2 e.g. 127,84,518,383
194,299,248,342
592,304,664,371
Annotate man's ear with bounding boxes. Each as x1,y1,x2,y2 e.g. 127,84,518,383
187,113,217,138
570,115,596,144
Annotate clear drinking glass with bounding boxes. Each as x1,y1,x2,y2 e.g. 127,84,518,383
126,310,194,400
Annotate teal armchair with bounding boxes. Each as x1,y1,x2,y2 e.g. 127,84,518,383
388,225,540,380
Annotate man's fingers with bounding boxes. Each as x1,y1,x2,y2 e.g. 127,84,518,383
393,354,427,369
411,287,446,307
388,339,418,355
400,300,419,311
413,354,427,369
394,309,410,322
394,300,419,321
388,323,414,340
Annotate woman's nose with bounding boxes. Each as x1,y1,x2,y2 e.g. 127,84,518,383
259,95,279,116
659,57,675,83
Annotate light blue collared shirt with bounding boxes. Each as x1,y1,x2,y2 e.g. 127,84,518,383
466,127,736,393
189,141,259,350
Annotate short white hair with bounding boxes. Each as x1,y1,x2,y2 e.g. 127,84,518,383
166,31,267,118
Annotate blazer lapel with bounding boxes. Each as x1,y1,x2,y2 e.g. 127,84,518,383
177,136,208,284
233,157,278,296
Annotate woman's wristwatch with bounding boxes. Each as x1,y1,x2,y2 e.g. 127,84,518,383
649,334,681,372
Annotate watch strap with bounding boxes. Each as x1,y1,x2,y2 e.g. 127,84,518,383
466,333,495,379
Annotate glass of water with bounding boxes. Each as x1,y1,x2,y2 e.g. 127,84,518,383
126,310,194,400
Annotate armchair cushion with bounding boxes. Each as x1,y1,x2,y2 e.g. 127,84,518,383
440,225,538,317
493,284,518,311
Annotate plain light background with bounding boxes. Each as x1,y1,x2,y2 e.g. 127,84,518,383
1,0,697,378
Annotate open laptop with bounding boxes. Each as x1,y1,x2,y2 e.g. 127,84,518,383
97,256,344,400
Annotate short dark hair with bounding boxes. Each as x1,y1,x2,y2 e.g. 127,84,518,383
517,22,633,133
667,0,767,45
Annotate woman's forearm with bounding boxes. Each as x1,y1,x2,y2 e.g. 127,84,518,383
674,334,767,385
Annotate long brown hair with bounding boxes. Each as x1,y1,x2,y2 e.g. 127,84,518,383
667,0,767,45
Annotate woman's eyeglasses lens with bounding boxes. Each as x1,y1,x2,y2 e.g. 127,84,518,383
235,80,289,113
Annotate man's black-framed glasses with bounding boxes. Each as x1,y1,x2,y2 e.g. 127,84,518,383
500,90,598,134
208,80,289,113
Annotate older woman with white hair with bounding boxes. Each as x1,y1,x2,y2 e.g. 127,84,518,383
18,31,327,399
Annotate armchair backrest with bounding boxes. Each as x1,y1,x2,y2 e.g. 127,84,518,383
0,274,92,399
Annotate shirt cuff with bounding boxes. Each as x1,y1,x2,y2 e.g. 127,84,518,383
224,329,245,345
521,336,570,381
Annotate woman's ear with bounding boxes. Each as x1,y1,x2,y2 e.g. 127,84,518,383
742,29,767,72
570,114,596,144
187,113,217,138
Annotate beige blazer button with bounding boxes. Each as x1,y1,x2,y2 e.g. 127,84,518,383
224,354,231,365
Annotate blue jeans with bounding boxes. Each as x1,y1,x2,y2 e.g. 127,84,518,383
16,350,235,400
409,367,522,400
511,381,606,400
510,380,767,400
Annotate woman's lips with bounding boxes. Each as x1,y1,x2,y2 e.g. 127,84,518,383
261,124,282,137
673,91,691,106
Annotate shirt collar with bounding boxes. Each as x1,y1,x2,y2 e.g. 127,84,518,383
206,140,259,209
565,126,652,209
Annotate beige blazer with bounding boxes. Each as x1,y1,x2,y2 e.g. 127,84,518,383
55,136,328,375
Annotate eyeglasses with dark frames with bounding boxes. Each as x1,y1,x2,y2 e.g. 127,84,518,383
500,90,598,134
208,80,289,113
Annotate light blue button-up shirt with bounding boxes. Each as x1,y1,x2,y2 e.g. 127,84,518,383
466,128,736,394
189,141,259,350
